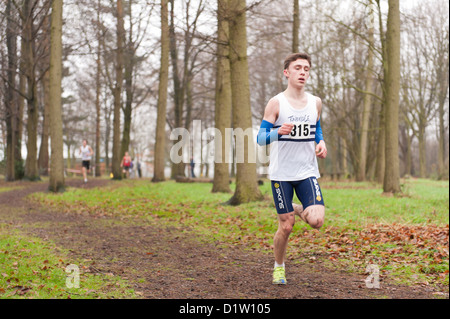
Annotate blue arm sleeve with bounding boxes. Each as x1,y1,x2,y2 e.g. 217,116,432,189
257,120,280,146
315,119,324,144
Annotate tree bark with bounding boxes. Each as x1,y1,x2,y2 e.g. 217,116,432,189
111,0,125,180
292,0,299,53
152,0,170,182
168,0,186,178
212,0,232,193
121,0,134,159
38,69,50,176
356,20,374,181
227,0,263,205
95,0,102,177
23,0,40,181
48,0,65,192
5,0,17,181
383,0,401,193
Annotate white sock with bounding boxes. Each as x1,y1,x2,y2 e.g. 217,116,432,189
274,261,285,269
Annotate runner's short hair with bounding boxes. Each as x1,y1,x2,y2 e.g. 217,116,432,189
284,52,312,70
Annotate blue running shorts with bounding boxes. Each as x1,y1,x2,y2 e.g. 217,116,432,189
271,177,325,214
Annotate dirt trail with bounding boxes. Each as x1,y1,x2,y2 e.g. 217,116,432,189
0,179,439,299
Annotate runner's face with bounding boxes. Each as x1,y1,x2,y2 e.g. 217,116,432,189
284,59,310,88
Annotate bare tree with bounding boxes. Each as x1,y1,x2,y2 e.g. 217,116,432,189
153,0,170,182
212,0,232,193
227,0,263,205
111,0,125,180
4,0,18,181
48,0,64,192
383,0,400,193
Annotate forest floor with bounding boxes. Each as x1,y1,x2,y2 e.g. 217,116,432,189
0,178,445,299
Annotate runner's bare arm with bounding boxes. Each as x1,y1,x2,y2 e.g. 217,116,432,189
263,97,293,135
315,97,327,159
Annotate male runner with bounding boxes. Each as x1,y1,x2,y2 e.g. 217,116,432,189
80,139,94,183
257,52,327,285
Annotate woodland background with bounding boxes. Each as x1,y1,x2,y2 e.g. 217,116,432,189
0,0,448,200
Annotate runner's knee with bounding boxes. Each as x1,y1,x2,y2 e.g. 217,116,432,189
278,214,295,235
309,216,324,229
304,206,325,229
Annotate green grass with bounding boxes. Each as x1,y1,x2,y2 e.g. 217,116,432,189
28,177,449,293
323,178,449,226
0,186,22,193
0,226,138,299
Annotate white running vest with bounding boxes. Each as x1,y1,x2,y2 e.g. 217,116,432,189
80,145,91,161
268,92,320,181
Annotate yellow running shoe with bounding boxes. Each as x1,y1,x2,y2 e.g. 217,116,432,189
272,267,287,285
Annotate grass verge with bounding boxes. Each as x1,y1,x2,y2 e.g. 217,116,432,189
0,224,139,299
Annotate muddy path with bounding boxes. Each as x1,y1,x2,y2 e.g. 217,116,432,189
0,179,439,299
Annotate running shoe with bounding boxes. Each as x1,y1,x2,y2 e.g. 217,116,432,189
272,266,287,285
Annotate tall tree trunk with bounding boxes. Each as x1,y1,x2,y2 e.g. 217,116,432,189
23,0,40,181
227,0,263,205
383,0,401,193
169,0,186,179
121,0,134,158
436,38,449,180
38,6,51,177
95,0,102,177
404,128,413,176
112,0,125,180
15,46,25,180
292,0,299,52
418,122,426,178
356,21,374,181
38,70,50,176
48,0,65,192
212,0,232,193
152,0,170,182
341,138,348,178
375,0,386,184
5,0,17,181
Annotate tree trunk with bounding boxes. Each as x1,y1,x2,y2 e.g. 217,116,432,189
292,0,299,53
418,122,426,178
436,39,449,180
152,0,170,182
112,0,125,180
356,22,374,182
383,0,401,193
227,0,263,205
169,0,187,179
23,0,40,181
95,0,102,177
48,0,65,192
212,0,232,193
5,0,17,181
375,0,386,185
38,68,50,176
121,0,134,159
15,44,25,180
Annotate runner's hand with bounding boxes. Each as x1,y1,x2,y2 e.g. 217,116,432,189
278,123,294,135
316,140,327,159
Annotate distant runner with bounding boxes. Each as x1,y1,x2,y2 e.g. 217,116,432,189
80,139,94,183
121,151,132,179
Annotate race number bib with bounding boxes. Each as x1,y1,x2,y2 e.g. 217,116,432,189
289,122,311,140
